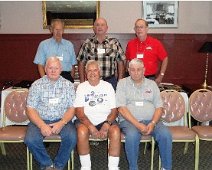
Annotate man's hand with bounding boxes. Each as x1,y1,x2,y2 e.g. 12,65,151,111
99,123,110,139
137,123,148,134
155,75,163,85
49,121,64,135
40,124,53,137
88,125,100,139
144,122,155,135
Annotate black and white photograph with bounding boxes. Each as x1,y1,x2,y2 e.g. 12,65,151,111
143,1,178,28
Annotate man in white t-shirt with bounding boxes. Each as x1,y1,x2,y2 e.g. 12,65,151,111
74,60,120,170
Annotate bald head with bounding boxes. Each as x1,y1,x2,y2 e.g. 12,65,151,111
93,17,108,36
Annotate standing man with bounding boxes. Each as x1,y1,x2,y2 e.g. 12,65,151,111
126,19,168,84
77,18,126,89
25,57,77,170
116,58,172,170
34,19,77,83
74,60,121,170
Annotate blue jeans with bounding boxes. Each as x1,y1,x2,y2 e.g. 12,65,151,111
120,120,172,170
24,120,77,170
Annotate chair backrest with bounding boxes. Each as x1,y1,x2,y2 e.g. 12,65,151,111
3,89,29,127
160,90,186,123
189,89,212,123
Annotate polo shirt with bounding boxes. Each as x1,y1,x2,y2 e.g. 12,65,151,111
116,77,162,122
126,36,167,76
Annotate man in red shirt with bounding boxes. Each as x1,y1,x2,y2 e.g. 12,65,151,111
126,19,168,84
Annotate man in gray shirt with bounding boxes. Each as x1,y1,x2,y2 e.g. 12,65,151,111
116,58,172,170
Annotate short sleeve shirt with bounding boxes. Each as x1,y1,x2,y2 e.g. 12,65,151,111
77,35,126,77
126,36,167,75
34,37,77,71
116,77,162,122
74,80,116,125
27,76,75,121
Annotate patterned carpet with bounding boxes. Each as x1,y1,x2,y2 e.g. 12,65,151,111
0,140,211,170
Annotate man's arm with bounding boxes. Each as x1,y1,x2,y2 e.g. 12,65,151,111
50,107,76,134
146,107,162,135
78,61,85,83
99,108,118,139
75,107,97,133
27,107,52,136
38,64,45,77
117,61,125,80
118,106,148,134
155,57,168,84
71,65,75,79
105,108,118,123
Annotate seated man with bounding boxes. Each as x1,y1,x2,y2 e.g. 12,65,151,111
74,60,120,170
24,57,77,170
116,58,172,170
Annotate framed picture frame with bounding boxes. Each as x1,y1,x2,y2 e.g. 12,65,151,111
42,1,100,29
143,1,178,28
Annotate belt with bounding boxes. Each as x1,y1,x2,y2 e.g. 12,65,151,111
102,74,115,81
145,74,156,78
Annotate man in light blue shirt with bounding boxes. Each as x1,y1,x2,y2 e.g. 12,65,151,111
25,57,77,170
34,19,77,83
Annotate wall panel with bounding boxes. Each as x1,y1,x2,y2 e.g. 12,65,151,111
0,34,211,87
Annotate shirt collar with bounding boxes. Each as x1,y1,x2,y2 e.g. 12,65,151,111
128,76,147,89
136,36,149,45
51,37,65,45
93,35,110,44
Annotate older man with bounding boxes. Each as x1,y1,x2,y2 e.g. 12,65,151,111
77,18,126,89
116,58,172,170
126,19,168,84
74,60,120,170
25,57,77,170
34,19,77,83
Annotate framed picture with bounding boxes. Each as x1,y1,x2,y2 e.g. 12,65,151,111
143,1,178,28
42,1,100,29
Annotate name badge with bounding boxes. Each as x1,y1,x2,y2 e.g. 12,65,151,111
137,54,143,59
49,98,59,104
56,56,63,61
135,101,143,106
97,48,105,54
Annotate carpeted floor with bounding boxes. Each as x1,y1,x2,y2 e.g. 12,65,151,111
0,140,211,170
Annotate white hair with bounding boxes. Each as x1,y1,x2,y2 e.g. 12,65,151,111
129,58,144,68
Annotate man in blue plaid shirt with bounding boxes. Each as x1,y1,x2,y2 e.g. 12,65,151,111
25,57,76,170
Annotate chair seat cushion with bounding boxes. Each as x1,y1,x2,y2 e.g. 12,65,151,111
192,126,212,139
0,126,27,141
168,126,196,140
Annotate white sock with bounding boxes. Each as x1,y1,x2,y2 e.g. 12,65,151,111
108,156,119,169
79,154,91,169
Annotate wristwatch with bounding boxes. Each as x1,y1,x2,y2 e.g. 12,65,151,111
160,73,165,76
104,120,112,126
